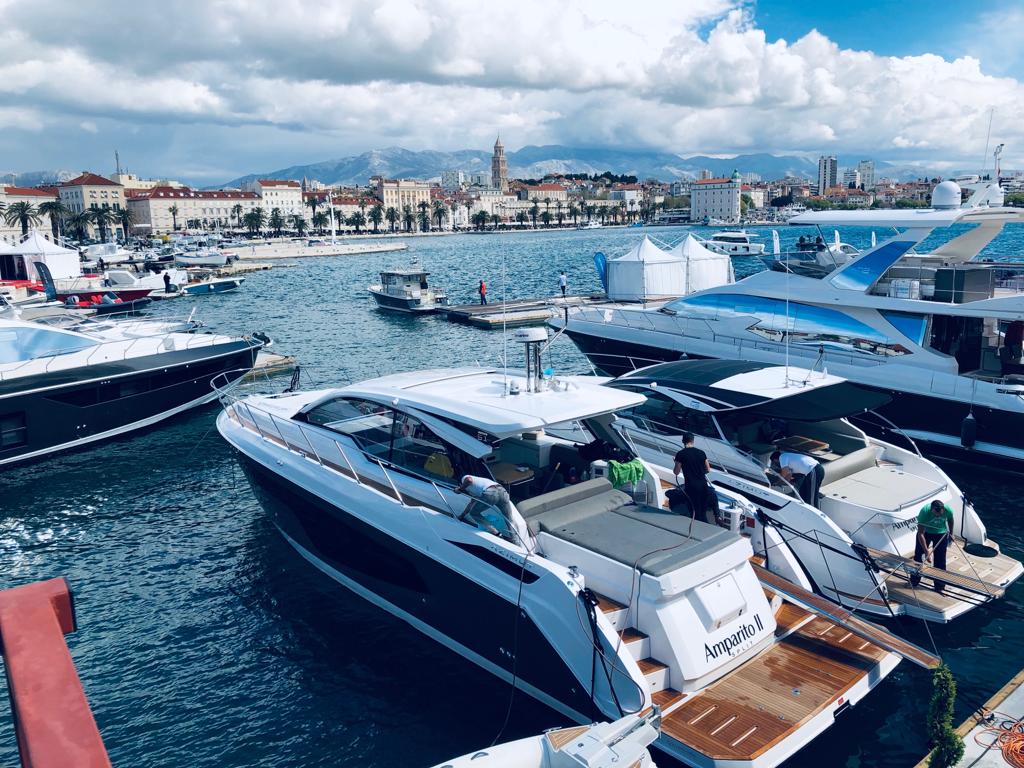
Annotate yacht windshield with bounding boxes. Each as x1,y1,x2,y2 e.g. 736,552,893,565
0,326,99,364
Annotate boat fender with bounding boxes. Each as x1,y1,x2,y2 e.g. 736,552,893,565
960,413,977,448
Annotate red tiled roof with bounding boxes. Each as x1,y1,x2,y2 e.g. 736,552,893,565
3,186,58,198
128,186,258,200
62,172,120,187
302,191,331,200
257,179,300,187
693,178,735,185
527,184,566,192
330,195,377,206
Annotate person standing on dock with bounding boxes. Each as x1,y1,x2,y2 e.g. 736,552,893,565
558,271,567,298
478,279,487,305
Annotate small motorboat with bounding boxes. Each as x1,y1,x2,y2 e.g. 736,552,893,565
578,220,603,230
704,230,765,256
181,277,244,295
83,242,135,265
431,711,660,768
368,261,447,313
175,250,228,268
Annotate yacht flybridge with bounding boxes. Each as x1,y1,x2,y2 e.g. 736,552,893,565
605,360,1022,623
368,261,448,313
218,333,936,768
553,181,1024,467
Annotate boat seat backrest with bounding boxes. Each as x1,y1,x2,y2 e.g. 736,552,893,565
517,478,631,535
821,445,882,486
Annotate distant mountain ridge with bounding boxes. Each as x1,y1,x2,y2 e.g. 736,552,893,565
1,169,77,187
217,146,846,188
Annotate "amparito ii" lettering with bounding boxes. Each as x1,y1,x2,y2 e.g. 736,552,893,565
704,614,764,662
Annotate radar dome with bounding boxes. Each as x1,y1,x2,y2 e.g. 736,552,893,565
931,181,962,209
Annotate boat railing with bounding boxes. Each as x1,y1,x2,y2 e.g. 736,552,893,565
221,395,463,520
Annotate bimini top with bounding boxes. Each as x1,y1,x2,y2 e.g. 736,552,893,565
324,367,646,438
614,360,890,420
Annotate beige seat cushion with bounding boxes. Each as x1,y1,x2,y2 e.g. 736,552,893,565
821,445,881,486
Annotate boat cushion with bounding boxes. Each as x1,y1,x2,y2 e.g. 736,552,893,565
518,479,630,534
821,466,944,512
821,446,881,486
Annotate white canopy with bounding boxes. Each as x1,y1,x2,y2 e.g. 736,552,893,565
668,235,734,294
5,229,81,280
607,236,688,301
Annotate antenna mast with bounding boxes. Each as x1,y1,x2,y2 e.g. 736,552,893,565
981,108,995,177
115,150,122,176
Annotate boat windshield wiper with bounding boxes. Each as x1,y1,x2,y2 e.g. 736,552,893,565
658,306,677,316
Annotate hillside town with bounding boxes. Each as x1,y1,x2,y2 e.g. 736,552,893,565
4,140,1024,241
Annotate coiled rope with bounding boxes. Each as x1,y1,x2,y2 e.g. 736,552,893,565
975,712,1024,768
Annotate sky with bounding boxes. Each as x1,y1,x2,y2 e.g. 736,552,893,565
2,0,1024,184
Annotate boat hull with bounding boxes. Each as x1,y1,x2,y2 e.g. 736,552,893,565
0,341,258,466
235,454,600,720
182,279,243,295
369,289,441,313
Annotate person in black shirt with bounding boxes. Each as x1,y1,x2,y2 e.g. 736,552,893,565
673,432,712,523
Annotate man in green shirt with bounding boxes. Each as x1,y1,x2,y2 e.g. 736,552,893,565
910,499,954,593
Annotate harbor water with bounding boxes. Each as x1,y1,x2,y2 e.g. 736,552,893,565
3,224,1024,767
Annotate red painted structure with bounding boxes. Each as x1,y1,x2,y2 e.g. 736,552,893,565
0,578,111,768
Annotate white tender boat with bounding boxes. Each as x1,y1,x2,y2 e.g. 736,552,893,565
432,711,659,768
217,332,935,768
368,263,447,313
175,250,227,268
704,231,765,257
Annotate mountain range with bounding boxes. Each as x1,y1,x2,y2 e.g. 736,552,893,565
218,146,836,188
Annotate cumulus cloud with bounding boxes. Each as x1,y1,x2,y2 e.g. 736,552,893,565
1,0,1022,179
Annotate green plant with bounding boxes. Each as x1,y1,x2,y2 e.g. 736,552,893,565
927,664,964,768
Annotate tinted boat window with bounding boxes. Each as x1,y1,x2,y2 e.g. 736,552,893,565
304,398,394,456
0,326,99,364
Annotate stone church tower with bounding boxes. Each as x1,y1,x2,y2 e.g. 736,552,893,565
491,136,508,192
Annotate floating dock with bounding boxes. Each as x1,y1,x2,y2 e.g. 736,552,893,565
440,293,607,329
914,666,1024,768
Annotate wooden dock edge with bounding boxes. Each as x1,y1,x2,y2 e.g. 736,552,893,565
912,665,1024,768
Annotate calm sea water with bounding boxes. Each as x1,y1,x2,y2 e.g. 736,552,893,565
3,223,1024,767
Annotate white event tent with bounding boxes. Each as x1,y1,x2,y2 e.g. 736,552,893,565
605,235,733,301
0,230,81,281
668,234,734,294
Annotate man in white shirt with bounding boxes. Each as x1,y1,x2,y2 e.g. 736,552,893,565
771,451,824,507
558,271,568,298
456,474,518,542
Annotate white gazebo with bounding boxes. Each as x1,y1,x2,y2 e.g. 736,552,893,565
667,234,735,294
0,230,81,281
606,236,689,301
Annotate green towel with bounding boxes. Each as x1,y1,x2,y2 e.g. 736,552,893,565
607,458,645,489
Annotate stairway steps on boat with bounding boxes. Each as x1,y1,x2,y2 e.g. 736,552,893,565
652,688,686,712
619,627,650,661
638,658,670,691
594,592,628,629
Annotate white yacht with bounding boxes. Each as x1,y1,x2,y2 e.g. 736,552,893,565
552,181,1024,468
368,262,448,313
217,335,934,768
604,360,1022,623
704,231,765,257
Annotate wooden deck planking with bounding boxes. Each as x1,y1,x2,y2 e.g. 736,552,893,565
661,615,886,760
545,725,591,750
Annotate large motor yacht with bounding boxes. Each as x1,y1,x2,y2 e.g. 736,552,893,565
368,262,447,313
0,317,260,466
218,333,934,768
604,360,1022,623
553,181,1024,468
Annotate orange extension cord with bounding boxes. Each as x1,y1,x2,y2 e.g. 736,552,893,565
976,713,1024,767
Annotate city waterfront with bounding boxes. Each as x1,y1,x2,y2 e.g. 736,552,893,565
3,225,1024,766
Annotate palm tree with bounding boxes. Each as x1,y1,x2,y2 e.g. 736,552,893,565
515,210,529,228
385,206,399,233
540,210,552,227
402,204,415,233
369,204,384,233
3,202,41,237
65,211,91,240
243,207,267,236
231,203,244,229
432,200,447,230
290,214,307,235
37,200,68,240
529,198,540,228
116,207,134,240
311,211,328,234
555,201,564,227
472,209,489,231
628,199,636,223
304,195,321,222
269,207,285,236
618,200,627,224
168,204,179,231
568,203,579,227
490,213,500,231
347,211,366,233
543,197,552,223
585,203,595,222
416,201,430,232
88,207,115,242
463,201,473,228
